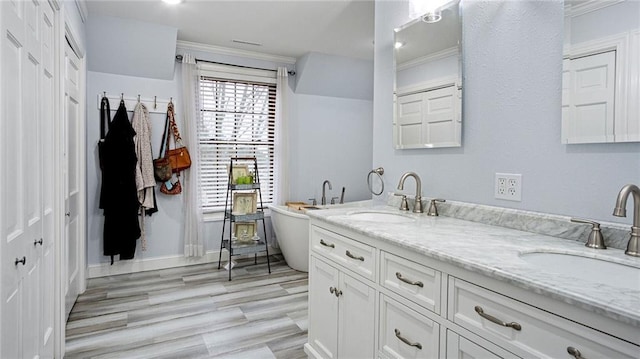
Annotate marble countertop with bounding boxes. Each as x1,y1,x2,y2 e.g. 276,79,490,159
305,202,640,327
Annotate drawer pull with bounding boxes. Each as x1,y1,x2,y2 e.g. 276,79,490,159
329,286,342,297
474,306,522,331
395,272,424,287
345,250,364,261
320,239,335,248
567,347,585,359
394,328,422,350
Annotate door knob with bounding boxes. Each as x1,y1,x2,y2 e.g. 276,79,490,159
15,256,26,266
65,212,71,217
34,238,43,246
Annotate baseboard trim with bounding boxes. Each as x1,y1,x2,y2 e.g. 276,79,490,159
87,247,281,278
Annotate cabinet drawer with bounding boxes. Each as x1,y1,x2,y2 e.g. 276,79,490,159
379,294,440,359
380,251,441,314
448,277,639,358
311,226,376,282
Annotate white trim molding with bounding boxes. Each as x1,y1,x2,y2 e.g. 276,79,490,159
397,46,458,72
74,0,87,23
87,248,280,278
177,40,296,65
564,0,624,18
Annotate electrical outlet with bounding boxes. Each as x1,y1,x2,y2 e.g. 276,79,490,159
495,173,522,201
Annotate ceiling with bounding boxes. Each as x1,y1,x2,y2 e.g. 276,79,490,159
85,0,375,61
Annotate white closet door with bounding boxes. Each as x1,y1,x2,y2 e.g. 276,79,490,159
562,51,616,144
64,39,84,319
0,1,51,358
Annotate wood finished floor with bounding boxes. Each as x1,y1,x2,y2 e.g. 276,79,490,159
65,255,308,359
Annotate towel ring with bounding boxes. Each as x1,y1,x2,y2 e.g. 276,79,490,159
367,167,385,196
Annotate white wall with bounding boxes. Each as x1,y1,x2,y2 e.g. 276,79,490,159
374,0,640,224
396,54,458,89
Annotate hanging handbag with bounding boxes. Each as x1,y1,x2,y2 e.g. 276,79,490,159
153,111,173,181
166,102,192,173
160,179,182,195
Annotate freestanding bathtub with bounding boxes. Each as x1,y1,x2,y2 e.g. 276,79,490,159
269,205,310,272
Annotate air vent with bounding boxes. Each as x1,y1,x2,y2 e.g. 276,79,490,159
231,39,262,46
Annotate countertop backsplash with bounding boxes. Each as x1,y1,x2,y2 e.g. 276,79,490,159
385,194,631,250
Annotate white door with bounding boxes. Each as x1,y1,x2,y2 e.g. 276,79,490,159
396,92,424,147
63,38,85,318
337,272,375,359
308,257,339,359
0,1,55,358
422,85,458,147
562,51,616,144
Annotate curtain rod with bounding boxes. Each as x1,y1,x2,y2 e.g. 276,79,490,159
175,54,296,76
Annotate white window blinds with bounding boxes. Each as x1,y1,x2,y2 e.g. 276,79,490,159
198,67,276,212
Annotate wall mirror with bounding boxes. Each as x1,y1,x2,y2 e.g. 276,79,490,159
562,0,639,144
393,1,462,149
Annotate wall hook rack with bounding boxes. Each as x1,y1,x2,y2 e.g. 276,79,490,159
97,93,175,114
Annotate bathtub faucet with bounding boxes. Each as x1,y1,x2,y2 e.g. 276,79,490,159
321,180,333,205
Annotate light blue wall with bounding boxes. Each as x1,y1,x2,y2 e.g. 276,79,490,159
86,16,177,80
289,94,373,203
295,52,374,100
373,0,640,224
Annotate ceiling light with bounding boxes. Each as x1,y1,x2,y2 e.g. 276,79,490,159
422,10,442,23
162,0,183,5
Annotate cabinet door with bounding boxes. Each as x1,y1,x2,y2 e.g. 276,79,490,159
338,272,376,359
379,294,439,359
446,331,505,359
309,256,339,359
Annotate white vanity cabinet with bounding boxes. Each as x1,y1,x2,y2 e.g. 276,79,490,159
306,221,640,359
448,278,639,359
306,228,376,359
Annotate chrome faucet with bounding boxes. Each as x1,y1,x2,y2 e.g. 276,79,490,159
321,180,332,205
613,184,640,257
397,172,423,213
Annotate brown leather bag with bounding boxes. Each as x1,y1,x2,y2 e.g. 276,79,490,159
167,102,192,173
160,179,182,195
153,110,173,181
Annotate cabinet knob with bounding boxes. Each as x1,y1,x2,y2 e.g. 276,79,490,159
329,286,342,297
474,305,521,331
394,328,422,350
567,347,585,359
345,250,364,261
395,272,424,287
15,256,26,266
65,212,71,217
320,239,335,248
34,238,43,246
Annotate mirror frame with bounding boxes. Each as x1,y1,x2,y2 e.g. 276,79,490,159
393,1,463,149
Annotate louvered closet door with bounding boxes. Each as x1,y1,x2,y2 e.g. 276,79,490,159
0,0,55,358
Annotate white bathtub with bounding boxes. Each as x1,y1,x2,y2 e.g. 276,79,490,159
269,205,310,272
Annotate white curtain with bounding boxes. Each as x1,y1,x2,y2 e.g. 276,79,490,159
181,53,204,257
273,67,290,206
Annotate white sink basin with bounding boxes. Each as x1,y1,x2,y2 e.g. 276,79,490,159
519,251,640,291
346,211,414,224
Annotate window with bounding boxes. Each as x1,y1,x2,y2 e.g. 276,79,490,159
198,66,276,212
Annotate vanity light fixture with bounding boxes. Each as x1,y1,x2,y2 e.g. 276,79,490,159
162,0,183,5
394,42,405,49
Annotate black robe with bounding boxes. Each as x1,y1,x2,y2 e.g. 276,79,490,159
99,102,141,260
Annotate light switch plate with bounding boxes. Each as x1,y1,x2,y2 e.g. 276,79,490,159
495,173,522,201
